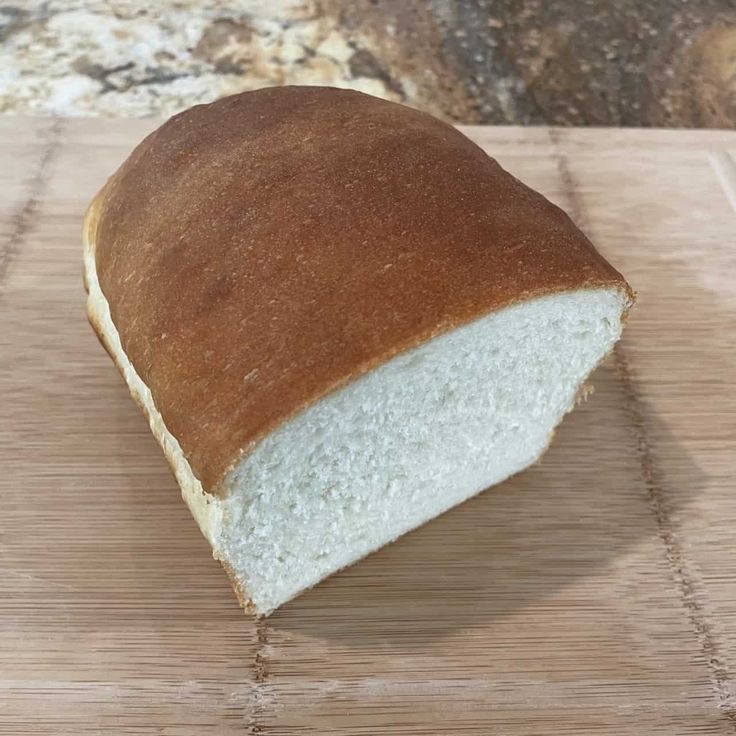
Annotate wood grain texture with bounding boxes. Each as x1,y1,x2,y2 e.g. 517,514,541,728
1,118,735,734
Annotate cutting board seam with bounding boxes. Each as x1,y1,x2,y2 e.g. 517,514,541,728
249,618,269,734
612,344,736,725
0,117,63,302
549,127,736,724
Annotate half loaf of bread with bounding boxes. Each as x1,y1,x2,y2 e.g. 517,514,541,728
84,86,633,615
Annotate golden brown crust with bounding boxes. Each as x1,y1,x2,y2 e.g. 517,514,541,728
86,86,632,493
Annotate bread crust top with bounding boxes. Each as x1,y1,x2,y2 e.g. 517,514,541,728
85,86,632,493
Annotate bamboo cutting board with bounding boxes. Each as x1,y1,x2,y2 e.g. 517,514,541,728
1,118,736,735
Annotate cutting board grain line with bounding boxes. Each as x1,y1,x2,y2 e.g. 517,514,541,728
1,119,736,735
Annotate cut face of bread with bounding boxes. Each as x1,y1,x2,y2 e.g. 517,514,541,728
218,288,627,614
84,86,633,615
87,235,627,614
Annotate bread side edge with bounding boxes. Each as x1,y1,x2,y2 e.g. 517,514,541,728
83,198,257,611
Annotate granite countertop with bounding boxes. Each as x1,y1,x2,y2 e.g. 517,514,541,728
1,0,734,126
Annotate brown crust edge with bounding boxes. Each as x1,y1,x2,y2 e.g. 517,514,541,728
219,557,258,616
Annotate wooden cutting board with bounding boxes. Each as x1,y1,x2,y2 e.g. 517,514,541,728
2,118,735,735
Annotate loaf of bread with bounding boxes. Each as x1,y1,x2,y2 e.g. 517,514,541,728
84,86,633,615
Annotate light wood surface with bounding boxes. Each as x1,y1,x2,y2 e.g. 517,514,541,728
1,118,735,734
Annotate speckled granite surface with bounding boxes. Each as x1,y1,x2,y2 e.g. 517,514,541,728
1,0,735,126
